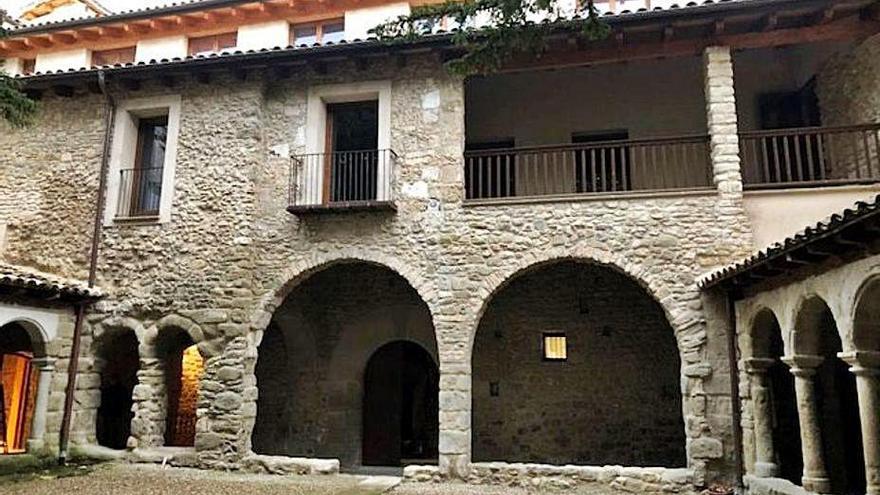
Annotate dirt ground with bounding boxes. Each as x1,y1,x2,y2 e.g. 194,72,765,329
0,462,626,495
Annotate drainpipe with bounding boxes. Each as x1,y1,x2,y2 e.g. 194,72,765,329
726,290,745,494
58,70,116,464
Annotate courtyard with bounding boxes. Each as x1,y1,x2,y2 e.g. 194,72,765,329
0,462,634,495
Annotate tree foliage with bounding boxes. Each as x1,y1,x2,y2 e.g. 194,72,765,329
370,0,609,75
0,9,37,128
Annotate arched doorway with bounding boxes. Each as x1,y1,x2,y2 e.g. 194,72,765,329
156,329,204,447
95,329,139,449
795,297,864,495
751,309,801,483
473,260,686,466
362,341,438,466
252,262,438,467
0,322,40,454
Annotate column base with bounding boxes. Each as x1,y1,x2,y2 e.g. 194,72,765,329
803,475,832,494
754,461,779,478
869,483,879,495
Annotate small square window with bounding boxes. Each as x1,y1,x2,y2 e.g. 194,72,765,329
21,58,36,75
543,333,567,361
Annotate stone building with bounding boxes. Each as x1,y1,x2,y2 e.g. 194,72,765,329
0,0,878,493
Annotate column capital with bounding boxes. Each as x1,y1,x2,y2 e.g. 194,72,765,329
781,354,823,376
838,350,880,376
30,357,55,371
744,357,776,374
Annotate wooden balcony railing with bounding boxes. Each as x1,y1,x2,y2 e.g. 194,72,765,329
740,124,880,189
463,135,712,201
289,149,397,213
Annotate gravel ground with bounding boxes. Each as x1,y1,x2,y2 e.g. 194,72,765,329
0,462,625,495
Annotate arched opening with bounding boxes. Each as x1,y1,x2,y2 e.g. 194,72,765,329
252,262,438,468
853,277,880,354
472,260,686,466
0,322,41,455
95,329,139,450
156,328,203,447
362,341,438,466
795,297,865,495
751,309,801,483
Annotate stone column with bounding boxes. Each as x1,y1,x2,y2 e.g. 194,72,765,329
27,357,55,452
745,357,778,477
704,45,744,197
438,358,471,478
782,355,831,493
839,351,880,495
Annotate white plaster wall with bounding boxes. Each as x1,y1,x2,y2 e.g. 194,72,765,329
238,20,290,51
742,184,880,249
2,58,21,76
466,55,706,146
136,36,188,63
34,48,89,73
344,3,410,40
0,303,63,344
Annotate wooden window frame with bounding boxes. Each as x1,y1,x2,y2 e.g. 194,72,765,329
291,18,345,46
187,31,238,56
91,46,136,67
20,58,36,75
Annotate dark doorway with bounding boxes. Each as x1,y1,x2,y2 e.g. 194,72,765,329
757,83,822,183
96,330,139,449
327,101,379,202
362,341,438,466
814,311,865,495
766,321,802,484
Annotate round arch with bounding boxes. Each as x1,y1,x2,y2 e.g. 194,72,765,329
791,295,839,356
466,246,696,354
0,318,48,359
749,308,783,359
852,275,880,353
470,256,687,467
90,317,142,450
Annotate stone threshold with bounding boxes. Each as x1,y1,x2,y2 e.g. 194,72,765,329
406,462,696,492
744,474,814,495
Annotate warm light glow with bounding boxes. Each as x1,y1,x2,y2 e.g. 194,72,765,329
543,334,567,361
1,353,37,454
171,345,204,446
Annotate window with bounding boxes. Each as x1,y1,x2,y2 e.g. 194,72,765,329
573,130,631,193
465,139,516,199
292,19,345,46
188,32,237,56
21,58,35,75
106,95,181,225
119,116,168,217
543,333,567,361
92,46,136,67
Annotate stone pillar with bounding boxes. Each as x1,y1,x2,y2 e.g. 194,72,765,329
27,357,55,452
782,355,831,493
839,351,880,495
745,357,778,477
438,358,471,479
704,45,744,197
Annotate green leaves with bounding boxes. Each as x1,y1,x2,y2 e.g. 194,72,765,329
0,8,38,128
370,0,608,75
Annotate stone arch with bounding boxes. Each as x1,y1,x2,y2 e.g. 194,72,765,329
470,251,689,467
88,317,144,450
467,246,698,353
249,248,439,339
248,256,439,467
852,274,880,353
0,318,48,359
791,295,839,357
749,308,783,359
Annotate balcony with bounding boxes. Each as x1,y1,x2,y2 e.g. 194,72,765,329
288,149,397,214
740,124,880,190
464,135,713,202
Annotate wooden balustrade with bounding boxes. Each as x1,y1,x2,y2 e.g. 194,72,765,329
740,124,880,189
463,135,712,201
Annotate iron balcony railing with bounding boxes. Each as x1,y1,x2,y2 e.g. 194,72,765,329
117,167,163,218
289,149,397,209
463,134,712,200
740,123,880,189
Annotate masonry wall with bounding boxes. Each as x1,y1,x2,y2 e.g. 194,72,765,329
473,261,686,466
0,50,756,481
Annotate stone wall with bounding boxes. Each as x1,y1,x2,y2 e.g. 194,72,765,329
0,48,757,483
473,261,685,466
817,34,880,126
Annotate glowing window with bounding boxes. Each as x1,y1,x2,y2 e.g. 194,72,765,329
543,333,567,361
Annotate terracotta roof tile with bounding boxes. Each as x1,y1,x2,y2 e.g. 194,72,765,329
0,262,103,299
